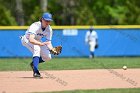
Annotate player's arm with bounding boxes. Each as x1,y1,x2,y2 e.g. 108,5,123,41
95,32,98,43
44,26,53,50
43,41,53,50
95,32,99,48
29,34,45,46
85,32,89,43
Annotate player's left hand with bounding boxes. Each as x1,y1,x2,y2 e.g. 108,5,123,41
49,46,62,55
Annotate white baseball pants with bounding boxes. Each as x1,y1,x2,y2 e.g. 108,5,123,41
21,36,51,61
89,41,96,52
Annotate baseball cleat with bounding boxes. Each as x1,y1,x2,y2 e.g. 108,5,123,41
33,72,41,77
30,62,42,78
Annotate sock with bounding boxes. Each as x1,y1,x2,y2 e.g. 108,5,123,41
33,56,40,73
39,57,45,63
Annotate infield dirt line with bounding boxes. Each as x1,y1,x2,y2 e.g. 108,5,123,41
0,69,140,93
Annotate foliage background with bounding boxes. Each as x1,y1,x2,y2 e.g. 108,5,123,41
0,0,140,26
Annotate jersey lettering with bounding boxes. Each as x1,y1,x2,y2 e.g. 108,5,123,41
37,33,45,37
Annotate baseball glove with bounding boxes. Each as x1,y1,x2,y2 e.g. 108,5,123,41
49,46,62,55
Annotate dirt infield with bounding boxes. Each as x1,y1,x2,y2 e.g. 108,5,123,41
0,69,140,93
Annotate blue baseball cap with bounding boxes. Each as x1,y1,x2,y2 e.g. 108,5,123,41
42,12,53,21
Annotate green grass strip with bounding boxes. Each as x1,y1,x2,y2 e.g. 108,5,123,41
0,57,140,71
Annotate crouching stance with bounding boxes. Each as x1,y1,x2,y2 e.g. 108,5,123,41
21,12,62,77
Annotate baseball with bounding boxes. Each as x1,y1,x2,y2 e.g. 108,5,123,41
123,66,127,70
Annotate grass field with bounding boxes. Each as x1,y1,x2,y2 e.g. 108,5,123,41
34,88,140,93
0,57,140,71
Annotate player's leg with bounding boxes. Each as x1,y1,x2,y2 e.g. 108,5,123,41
40,45,52,62
30,57,44,77
89,45,93,58
21,36,36,75
89,42,96,58
39,57,45,63
21,38,41,77
32,45,41,77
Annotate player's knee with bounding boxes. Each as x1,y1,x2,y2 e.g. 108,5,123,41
46,56,52,61
42,56,52,61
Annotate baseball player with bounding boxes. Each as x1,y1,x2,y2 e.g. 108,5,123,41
21,12,61,77
85,26,98,58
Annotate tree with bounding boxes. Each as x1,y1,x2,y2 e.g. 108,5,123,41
0,0,140,25
0,0,17,25
16,0,24,25
40,0,48,12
